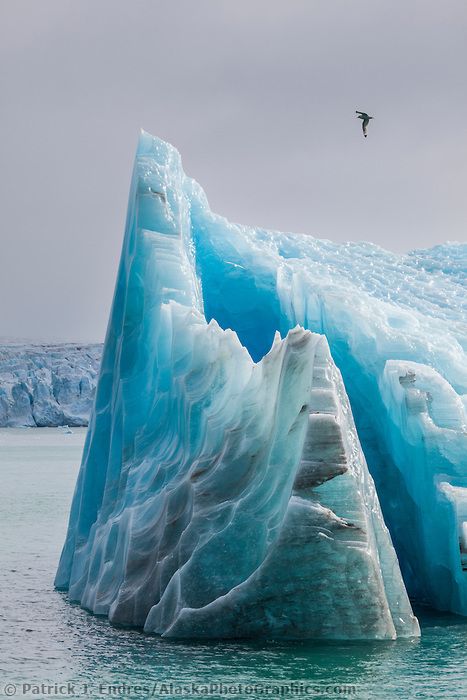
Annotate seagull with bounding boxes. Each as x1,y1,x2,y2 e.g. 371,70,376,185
148,187,167,204
356,110,374,138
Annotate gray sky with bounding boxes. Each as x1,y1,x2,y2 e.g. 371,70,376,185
1,1,466,342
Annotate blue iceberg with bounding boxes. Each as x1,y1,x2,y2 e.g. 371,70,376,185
57,132,464,638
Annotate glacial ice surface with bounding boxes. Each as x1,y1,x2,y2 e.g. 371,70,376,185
0,344,102,427
57,132,464,637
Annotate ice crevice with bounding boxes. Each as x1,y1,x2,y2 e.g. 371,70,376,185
56,131,464,638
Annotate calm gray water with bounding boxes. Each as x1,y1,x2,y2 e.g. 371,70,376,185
1,428,466,700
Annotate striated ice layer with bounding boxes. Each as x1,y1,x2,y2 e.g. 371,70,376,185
56,133,418,640
152,339,416,639
0,344,101,426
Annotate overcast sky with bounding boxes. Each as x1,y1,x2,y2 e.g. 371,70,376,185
1,1,466,342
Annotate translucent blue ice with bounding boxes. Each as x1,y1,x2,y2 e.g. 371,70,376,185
188,158,467,617
57,131,462,638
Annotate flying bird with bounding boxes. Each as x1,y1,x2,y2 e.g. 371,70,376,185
148,187,167,204
356,110,374,138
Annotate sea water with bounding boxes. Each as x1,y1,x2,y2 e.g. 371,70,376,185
1,429,466,700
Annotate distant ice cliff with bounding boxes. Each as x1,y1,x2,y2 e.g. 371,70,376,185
0,344,102,426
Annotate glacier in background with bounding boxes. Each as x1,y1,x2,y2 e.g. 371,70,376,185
0,344,101,427
57,132,465,638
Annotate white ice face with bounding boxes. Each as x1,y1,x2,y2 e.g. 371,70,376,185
0,344,101,427
56,131,464,638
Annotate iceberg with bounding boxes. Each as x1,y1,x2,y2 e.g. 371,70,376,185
57,131,462,638
0,344,102,427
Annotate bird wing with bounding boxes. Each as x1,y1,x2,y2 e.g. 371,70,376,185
149,188,167,203
362,118,369,135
